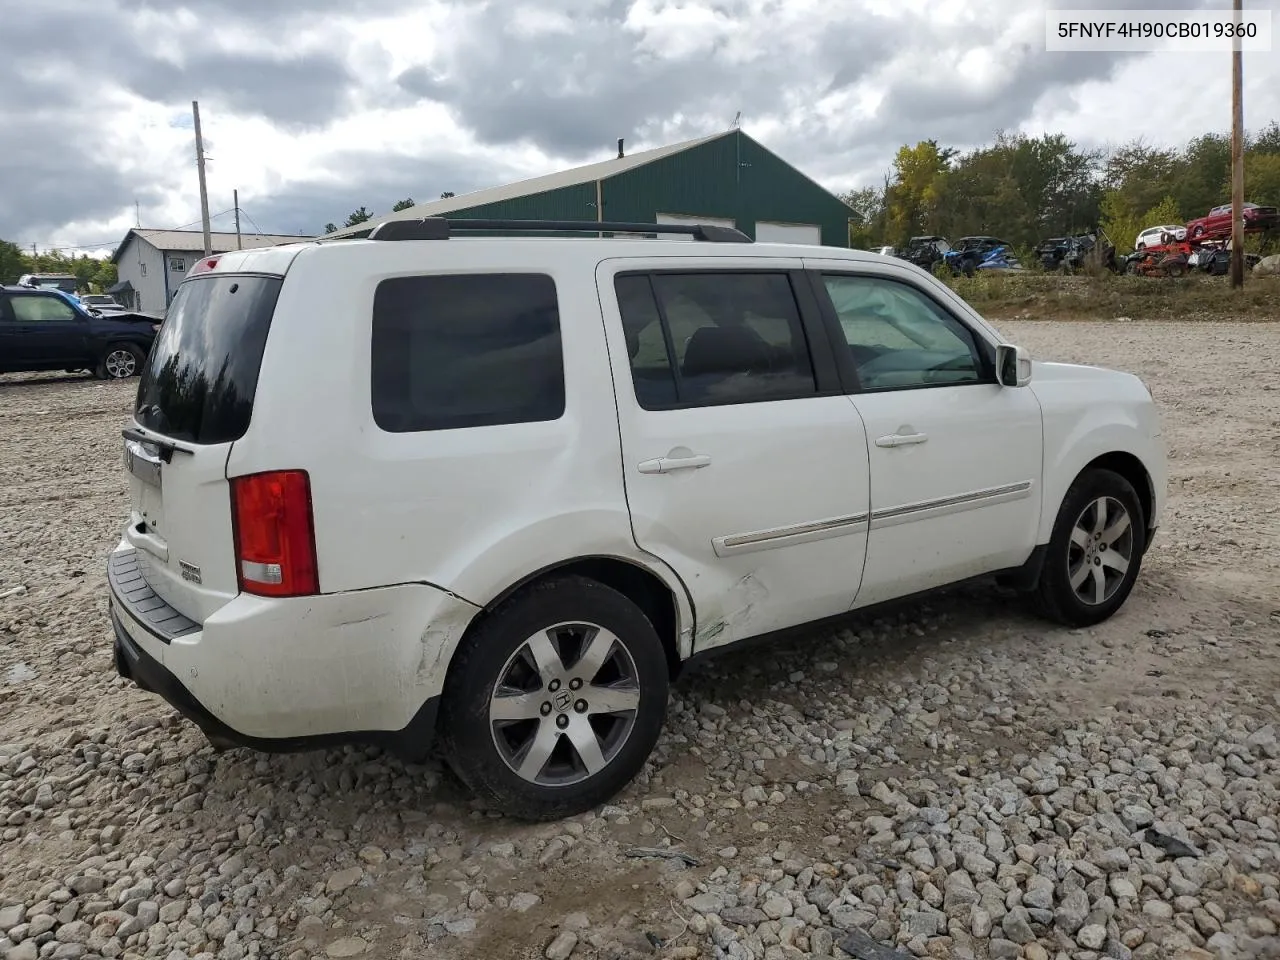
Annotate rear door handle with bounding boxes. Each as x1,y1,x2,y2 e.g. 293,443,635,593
638,454,712,474
875,433,928,448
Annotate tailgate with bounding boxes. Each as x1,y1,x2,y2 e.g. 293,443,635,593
121,429,238,623
121,270,284,623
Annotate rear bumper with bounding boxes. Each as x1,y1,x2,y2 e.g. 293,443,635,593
107,542,478,757
110,604,441,759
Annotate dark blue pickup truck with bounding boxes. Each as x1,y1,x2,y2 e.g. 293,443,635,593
0,285,160,379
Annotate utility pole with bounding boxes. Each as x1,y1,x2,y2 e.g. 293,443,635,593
135,200,141,228
234,189,242,249
192,100,212,257
1229,0,1245,288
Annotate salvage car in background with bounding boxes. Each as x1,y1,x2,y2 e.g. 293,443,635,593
898,235,951,272
80,294,127,313
1135,225,1186,250
0,284,159,379
1185,201,1279,241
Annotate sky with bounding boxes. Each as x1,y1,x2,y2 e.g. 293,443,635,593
2,0,1277,257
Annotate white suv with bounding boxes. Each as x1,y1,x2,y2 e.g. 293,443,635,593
108,218,1166,820
1134,224,1187,249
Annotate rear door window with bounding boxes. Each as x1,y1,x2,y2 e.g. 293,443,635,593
135,274,283,444
614,271,818,409
10,293,79,323
370,273,564,432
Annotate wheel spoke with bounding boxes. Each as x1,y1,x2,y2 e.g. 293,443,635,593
1101,552,1130,575
1101,512,1130,544
1070,526,1091,549
516,721,560,780
1070,563,1091,591
564,718,607,776
490,692,545,722
587,684,640,715
574,628,618,683
525,632,566,683
1090,499,1108,535
1090,567,1106,604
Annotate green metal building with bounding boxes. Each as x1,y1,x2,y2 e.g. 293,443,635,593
329,130,854,246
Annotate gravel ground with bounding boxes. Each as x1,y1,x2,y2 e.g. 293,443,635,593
2,319,1279,960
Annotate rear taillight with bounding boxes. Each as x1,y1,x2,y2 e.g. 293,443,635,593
189,256,221,276
230,470,319,597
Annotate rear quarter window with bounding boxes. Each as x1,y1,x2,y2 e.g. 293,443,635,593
134,274,283,445
370,273,565,432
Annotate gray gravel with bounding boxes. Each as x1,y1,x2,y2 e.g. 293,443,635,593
2,321,1280,960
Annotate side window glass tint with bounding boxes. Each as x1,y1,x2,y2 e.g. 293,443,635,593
644,272,817,407
11,295,76,323
822,275,984,391
371,273,564,432
615,275,678,409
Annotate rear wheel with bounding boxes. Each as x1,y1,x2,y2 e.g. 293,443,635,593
438,576,670,820
96,343,144,379
1033,468,1145,627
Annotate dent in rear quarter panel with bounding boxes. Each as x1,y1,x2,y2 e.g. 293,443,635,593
164,584,480,738
1031,363,1165,544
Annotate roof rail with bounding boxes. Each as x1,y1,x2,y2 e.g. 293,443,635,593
366,217,753,244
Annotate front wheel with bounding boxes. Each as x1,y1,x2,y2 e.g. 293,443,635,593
438,576,670,820
96,343,144,380
1033,468,1146,627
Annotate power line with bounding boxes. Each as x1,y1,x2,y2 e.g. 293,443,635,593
15,208,240,253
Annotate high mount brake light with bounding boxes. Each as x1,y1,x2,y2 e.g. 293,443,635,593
189,256,221,276
230,470,319,598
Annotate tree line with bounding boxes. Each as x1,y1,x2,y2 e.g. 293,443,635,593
843,121,1280,253
322,192,456,234
0,242,118,291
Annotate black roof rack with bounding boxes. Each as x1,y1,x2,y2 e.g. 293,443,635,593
366,217,753,244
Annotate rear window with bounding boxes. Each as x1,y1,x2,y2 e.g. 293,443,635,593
370,273,564,432
134,274,282,445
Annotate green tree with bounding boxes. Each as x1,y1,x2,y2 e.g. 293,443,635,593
392,198,415,211
1171,133,1231,218
841,184,887,247
1250,120,1280,155
323,222,338,234
1241,151,1280,207
884,141,951,245
440,191,455,199
92,260,118,292
1101,193,1182,254
0,240,25,284
344,207,373,227
1103,140,1180,217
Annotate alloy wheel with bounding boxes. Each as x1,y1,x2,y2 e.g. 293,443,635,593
489,621,641,787
104,349,137,379
1067,496,1135,605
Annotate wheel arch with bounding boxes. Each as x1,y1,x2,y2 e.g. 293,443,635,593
1081,451,1155,549
449,555,692,683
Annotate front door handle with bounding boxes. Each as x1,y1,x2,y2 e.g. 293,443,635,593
638,454,712,474
875,433,928,448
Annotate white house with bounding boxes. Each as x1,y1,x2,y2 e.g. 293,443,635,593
109,228,309,312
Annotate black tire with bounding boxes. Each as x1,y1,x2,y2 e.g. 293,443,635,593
438,576,670,821
1033,468,1146,627
96,343,144,380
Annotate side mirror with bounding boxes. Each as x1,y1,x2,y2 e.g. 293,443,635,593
997,343,1032,387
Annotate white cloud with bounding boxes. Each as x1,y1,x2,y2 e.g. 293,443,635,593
1,0,1276,255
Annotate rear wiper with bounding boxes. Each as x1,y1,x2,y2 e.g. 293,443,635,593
122,427,194,463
